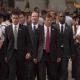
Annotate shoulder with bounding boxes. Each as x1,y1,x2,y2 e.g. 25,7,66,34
27,23,32,29
65,23,72,29
19,24,27,30
5,25,11,30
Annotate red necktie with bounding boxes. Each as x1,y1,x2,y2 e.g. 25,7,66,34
45,28,50,53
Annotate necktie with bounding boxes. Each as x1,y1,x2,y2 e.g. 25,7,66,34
61,25,63,34
33,26,36,31
14,26,18,49
33,26,37,42
45,28,50,53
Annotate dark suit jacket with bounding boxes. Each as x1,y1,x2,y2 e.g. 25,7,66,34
4,24,31,61
37,25,60,62
27,24,42,59
56,23,74,57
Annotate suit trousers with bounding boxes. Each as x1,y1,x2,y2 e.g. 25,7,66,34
38,51,57,80
59,49,69,80
76,46,80,80
24,60,37,80
8,50,25,80
0,48,8,80
60,57,69,80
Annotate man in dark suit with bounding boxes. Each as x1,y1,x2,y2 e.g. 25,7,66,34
25,11,42,80
4,11,31,80
56,12,74,80
37,13,60,80
19,11,27,26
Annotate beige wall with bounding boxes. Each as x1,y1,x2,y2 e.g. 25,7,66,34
15,0,67,11
48,0,67,11
29,0,47,11
15,0,26,10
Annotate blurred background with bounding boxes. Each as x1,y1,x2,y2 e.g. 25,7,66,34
0,0,80,13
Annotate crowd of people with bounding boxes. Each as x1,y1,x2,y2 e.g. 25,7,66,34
0,6,80,80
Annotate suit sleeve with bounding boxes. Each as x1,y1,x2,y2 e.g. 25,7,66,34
69,27,75,56
25,27,32,54
55,26,61,58
4,27,9,57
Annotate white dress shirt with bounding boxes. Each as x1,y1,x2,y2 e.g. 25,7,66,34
76,25,80,36
59,22,65,32
32,23,38,30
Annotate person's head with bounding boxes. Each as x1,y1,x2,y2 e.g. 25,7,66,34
41,10,47,18
49,10,56,19
31,11,39,25
34,7,39,13
11,11,19,25
19,11,25,24
58,12,65,24
44,13,52,27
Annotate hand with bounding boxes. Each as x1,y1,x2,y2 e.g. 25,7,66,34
57,58,61,63
33,58,38,64
25,53,31,59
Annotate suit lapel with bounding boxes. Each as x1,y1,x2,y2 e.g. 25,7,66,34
57,23,60,33
28,24,35,45
51,26,55,45
17,24,23,41
64,24,68,34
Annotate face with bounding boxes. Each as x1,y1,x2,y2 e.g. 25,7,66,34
19,14,25,24
44,17,52,27
11,14,19,25
59,13,65,24
31,12,39,24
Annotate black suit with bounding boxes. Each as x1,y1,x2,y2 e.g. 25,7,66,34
4,24,31,80
56,23,74,80
24,24,42,80
27,24,40,59
37,25,59,80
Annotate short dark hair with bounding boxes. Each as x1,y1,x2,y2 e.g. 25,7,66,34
19,11,25,16
31,11,39,17
11,10,20,16
44,13,52,20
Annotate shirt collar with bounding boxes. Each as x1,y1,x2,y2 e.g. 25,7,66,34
12,23,19,31
59,22,65,27
12,23,19,28
32,23,38,29
44,24,51,30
